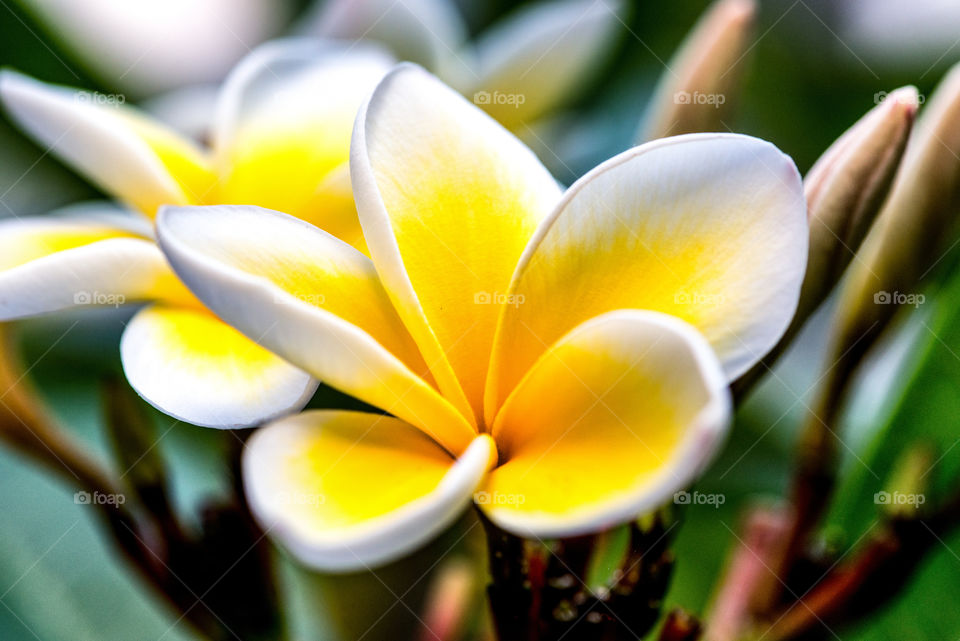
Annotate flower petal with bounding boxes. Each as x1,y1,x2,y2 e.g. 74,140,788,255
120,305,317,428
482,310,730,538
352,64,563,422
15,0,286,94
42,201,157,237
244,410,495,571
300,0,467,70
311,163,370,254
143,83,220,143
0,216,190,320
214,38,392,249
0,71,215,216
157,204,476,455
486,133,806,417
460,0,623,129
639,0,756,141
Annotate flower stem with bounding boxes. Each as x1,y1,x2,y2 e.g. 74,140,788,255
0,323,120,495
480,509,675,641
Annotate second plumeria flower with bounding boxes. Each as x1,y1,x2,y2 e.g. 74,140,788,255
305,0,622,132
0,40,392,427
154,65,808,570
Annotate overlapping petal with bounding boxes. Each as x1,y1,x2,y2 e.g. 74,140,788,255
352,64,563,422
0,215,191,319
143,83,221,142
121,305,317,428
303,0,466,70
157,204,477,454
482,310,729,537
0,71,215,216
460,0,622,129
487,134,807,416
244,410,494,571
214,38,392,248
15,0,286,94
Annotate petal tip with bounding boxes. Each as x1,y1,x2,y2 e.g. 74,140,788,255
484,310,731,540
119,306,319,429
244,414,490,572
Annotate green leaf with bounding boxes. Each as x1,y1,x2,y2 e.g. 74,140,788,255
0,442,200,641
826,265,960,544
101,376,170,509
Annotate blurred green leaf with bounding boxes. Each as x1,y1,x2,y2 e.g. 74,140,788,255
827,264,960,542
0,443,200,641
659,400,794,620
102,377,168,498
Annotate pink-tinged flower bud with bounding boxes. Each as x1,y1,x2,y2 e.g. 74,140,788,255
790,64,960,511
799,86,918,326
732,88,916,394
833,62,960,362
640,0,756,141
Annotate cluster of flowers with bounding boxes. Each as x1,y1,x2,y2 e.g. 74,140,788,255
0,0,949,579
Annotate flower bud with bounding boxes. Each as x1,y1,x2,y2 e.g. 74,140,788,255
798,86,918,327
832,61,960,364
732,88,916,396
791,63,960,503
640,0,756,141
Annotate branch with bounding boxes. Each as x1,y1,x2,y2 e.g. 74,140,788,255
764,494,960,640
0,323,121,495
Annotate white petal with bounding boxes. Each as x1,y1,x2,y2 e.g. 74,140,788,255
351,63,562,422
212,38,392,238
156,204,477,455
45,200,155,237
299,0,467,70
244,411,494,571
487,133,807,416
16,0,287,93
482,310,730,538
142,83,220,143
0,70,213,216
212,37,393,161
458,0,623,127
0,216,187,320
121,305,317,428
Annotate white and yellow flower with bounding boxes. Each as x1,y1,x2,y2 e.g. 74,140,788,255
302,0,622,133
153,65,808,570
0,40,393,428
132,0,621,146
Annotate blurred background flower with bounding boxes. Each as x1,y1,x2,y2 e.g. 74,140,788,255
15,0,292,95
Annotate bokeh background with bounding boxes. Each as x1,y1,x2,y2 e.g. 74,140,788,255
2,0,960,639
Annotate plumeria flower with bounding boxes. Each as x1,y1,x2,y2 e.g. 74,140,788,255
0,40,393,428
309,0,622,133
153,65,808,570
153,0,622,141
